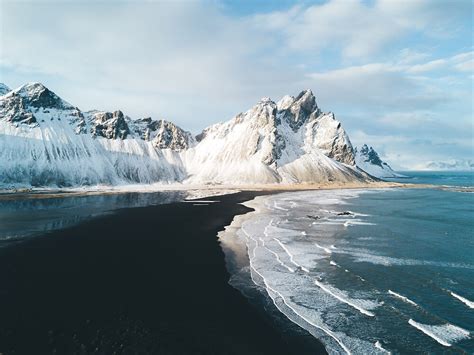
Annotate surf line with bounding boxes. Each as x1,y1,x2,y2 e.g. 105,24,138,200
260,237,295,273
315,242,332,254
375,341,391,354
314,280,375,317
388,290,418,307
273,237,309,273
408,319,454,347
450,291,474,309
242,229,351,354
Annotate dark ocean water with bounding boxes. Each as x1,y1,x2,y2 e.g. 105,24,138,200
0,191,185,244
223,171,473,354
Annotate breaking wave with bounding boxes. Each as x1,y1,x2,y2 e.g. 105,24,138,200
388,290,418,307
408,319,470,347
450,291,474,309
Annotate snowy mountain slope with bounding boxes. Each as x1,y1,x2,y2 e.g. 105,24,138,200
1,83,376,187
0,83,188,187
355,144,403,178
0,83,11,96
184,90,369,184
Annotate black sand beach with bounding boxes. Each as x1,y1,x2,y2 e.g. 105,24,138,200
0,191,326,354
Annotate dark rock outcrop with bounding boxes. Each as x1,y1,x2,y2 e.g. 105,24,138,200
91,110,130,139
152,120,194,151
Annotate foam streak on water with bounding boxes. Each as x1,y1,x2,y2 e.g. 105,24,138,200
314,280,376,317
450,291,474,309
408,319,470,347
388,290,418,307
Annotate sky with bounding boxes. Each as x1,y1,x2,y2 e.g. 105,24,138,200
0,0,472,169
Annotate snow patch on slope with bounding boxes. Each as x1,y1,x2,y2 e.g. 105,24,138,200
355,145,403,178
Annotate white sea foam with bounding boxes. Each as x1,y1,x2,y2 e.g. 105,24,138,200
408,319,470,347
273,237,307,271
330,261,338,266
344,220,376,227
315,243,332,254
374,341,391,354
348,211,370,217
243,228,352,354
272,201,289,211
450,291,474,309
259,237,295,273
388,290,418,307
337,247,474,269
314,280,377,317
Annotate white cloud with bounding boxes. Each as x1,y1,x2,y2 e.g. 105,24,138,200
453,59,474,72
307,62,447,112
397,48,432,64
1,1,310,130
407,59,447,73
251,0,471,58
0,0,471,168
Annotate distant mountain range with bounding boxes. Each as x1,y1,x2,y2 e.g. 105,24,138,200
0,82,400,188
423,160,474,171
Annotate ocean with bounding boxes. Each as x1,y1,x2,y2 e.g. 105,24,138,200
0,191,185,245
220,172,473,354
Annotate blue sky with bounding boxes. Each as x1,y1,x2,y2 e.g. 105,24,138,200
0,0,472,169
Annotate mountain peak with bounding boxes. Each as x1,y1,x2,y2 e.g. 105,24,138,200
355,144,403,178
15,82,48,96
0,83,11,96
278,89,319,131
258,97,276,106
294,89,317,112
13,82,73,110
358,145,383,167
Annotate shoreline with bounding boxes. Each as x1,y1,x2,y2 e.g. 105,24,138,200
0,190,326,354
0,180,434,201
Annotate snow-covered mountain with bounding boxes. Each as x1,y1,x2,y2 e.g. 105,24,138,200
355,144,402,178
0,83,10,96
185,91,365,184
1,82,377,187
0,83,187,187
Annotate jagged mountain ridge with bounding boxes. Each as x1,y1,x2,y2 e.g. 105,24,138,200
0,83,188,186
1,82,382,187
355,144,403,178
185,92,362,183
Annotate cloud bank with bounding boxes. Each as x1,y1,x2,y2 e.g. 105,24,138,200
1,0,472,169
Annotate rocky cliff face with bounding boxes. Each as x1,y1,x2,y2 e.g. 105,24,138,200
152,120,195,151
0,82,377,187
90,110,130,140
355,144,401,178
